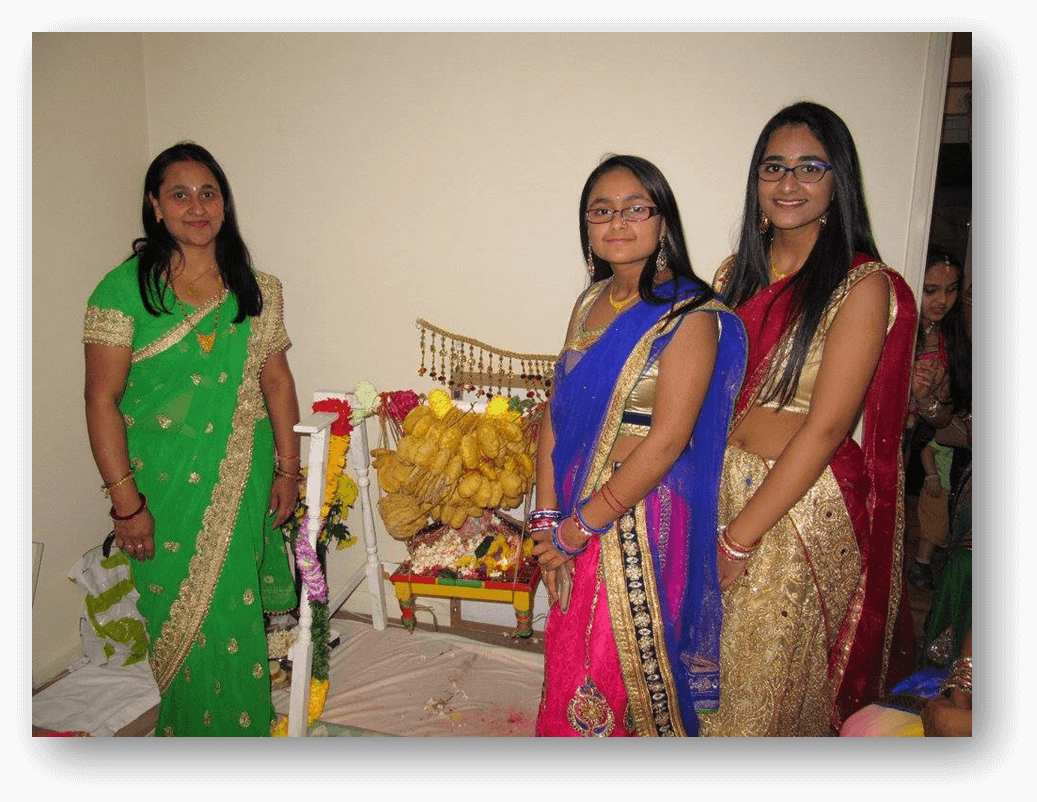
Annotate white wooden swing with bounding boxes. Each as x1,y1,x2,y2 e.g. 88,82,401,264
285,391,387,737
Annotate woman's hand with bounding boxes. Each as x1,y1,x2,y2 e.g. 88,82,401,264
530,522,572,572
911,359,946,404
530,527,565,604
717,552,749,590
268,474,300,528
114,507,156,561
921,690,972,737
924,474,942,498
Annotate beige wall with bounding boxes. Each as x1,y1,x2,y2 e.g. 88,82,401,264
32,31,945,685
32,33,149,684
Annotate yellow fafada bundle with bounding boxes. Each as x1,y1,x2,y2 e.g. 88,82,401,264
373,390,537,539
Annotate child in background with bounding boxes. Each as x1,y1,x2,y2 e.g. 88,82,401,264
908,437,953,590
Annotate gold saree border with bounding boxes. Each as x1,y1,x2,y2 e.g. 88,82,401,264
131,290,228,365
600,494,686,736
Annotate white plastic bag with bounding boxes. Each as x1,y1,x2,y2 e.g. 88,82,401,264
67,543,149,668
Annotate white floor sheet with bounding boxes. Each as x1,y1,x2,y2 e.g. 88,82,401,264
273,619,544,737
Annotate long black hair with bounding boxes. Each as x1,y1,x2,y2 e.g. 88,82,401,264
133,141,260,323
579,154,713,319
920,246,970,414
721,101,881,408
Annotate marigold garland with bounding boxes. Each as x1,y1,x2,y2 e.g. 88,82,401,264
268,673,330,735
276,384,382,734
308,678,330,725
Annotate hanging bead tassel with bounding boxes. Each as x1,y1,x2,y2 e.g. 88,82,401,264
414,318,556,400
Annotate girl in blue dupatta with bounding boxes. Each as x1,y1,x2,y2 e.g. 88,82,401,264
531,155,746,736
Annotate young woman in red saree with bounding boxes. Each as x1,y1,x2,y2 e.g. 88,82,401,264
700,102,917,736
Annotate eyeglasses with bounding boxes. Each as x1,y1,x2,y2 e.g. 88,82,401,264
584,205,660,224
756,161,832,184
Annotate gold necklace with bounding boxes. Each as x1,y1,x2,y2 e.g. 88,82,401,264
770,254,792,282
608,284,636,313
180,264,218,297
177,289,225,353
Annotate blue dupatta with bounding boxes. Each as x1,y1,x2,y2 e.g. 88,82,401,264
550,278,746,733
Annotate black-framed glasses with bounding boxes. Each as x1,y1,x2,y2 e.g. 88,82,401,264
584,205,660,224
756,161,832,184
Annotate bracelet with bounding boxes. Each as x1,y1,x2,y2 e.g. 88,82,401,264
940,656,972,696
274,468,303,481
572,497,610,537
599,484,628,514
716,536,750,562
925,473,939,481
276,454,300,462
101,468,135,496
551,521,588,558
716,525,757,562
528,508,562,532
110,493,148,521
919,395,945,417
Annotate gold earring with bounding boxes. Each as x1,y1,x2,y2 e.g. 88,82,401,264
819,212,828,230
758,209,770,234
656,237,668,274
586,246,595,279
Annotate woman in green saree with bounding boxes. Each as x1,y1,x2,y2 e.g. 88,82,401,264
84,143,299,735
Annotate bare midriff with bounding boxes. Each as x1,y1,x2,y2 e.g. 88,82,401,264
727,405,808,461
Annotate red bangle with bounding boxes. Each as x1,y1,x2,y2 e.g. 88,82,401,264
110,493,148,521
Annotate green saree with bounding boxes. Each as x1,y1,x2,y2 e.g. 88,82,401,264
84,257,297,736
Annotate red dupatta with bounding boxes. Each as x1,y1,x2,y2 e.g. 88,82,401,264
724,254,917,727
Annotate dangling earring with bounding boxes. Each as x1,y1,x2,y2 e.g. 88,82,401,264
819,212,828,230
656,236,668,274
758,209,770,234
586,246,596,279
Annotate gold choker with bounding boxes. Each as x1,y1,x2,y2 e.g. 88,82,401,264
608,286,636,312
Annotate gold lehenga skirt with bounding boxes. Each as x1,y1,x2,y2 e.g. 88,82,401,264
700,445,862,737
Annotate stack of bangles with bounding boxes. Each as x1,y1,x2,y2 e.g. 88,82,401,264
275,454,302,481
940,656,972,697
528,508,578,557
528,495,615,560
716,524,759,562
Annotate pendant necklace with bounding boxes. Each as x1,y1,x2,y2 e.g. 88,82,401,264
177,287,225,354
608,283,636,313
566,567,616,736
183,265,217,296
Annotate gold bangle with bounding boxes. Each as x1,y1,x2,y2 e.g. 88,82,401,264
101,469,135,496
274,468,302,481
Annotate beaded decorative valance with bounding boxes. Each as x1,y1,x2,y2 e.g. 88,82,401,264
415,318,556,400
